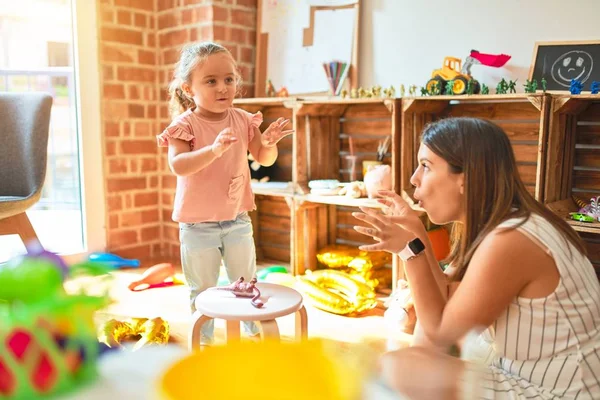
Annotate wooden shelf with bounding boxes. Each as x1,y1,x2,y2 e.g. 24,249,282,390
566,219,600,234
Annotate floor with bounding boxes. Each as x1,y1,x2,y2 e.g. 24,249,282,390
65,258,413,351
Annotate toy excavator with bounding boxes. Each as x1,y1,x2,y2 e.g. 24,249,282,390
426,50,511,95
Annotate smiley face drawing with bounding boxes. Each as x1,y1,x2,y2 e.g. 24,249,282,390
551,50,594,87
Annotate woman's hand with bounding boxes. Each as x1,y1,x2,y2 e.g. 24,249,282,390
352,190,424,253
211,127,238,157
261,117,294,147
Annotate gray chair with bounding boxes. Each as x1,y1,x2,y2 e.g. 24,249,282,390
0,92,53,247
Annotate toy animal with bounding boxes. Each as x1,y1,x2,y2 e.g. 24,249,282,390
210,277,264,308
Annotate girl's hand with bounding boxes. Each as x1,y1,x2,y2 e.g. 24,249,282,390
211,128,238,157
352,190,424,253
261,117,294,148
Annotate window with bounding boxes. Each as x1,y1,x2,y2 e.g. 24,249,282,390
0,0,105,262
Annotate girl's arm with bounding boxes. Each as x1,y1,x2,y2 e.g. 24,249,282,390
168,128,238,176
248,117,293,167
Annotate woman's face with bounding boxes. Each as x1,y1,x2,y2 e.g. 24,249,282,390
410,144,465,225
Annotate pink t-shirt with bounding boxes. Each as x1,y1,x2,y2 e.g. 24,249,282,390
157,107,263,223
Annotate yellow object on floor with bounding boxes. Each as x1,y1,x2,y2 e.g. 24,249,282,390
159,340,372,400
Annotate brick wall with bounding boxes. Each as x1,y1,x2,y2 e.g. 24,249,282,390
97,0,257,260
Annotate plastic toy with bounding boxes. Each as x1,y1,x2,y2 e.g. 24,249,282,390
591,81,599,94
257,265,288,280
496,78,509,94
127,263,182,291
466,79,475,95
445,80,455,95
426,50,511,95
208,277,263,308
481,83,489,95
88,252,140,269
25,240,69,278
399,84,405,97
508,79,517,93
408,84,417,96
265,79,276,97
541,77,548,92
570,79,583,94
524,79,538,94
340,89,348,98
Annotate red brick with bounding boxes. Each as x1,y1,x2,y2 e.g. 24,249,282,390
141,158,158,172
129,85,140,100
115,245,153,260
114,0,154,11
146,32,156,47
108,214,119,230
105,121,120,137
101,27,143,45
240,46,253,63
109,159,128,174
164,225,179,241
212,5,229,22
133,121,151,137
101,10,114,23
183,0,207,5
228,27,245,43
117,10,131,25
121,211,142,227
135,192,159,207
148,105,158,119
158,0,176,11
159,29,188,47
158,13,177,30
246,29,256,45
102,66,114,81
231,9,254,26
199,25,212,40
134,13,147,28
121,139,155,154
150,175,159,188
123,121,131,136
138,49,156,65
162,48,180,65
117,66,156,82
104,83,126,99
130,159,139,173
141,226,160,241
101,45,135,63
125,194,133,208
213,25,226,41
162,175,177,189
108,230,139,248
106,141,117,156
107,195,123,212
128,104,145,118
142,209,160,224
107,177,147,192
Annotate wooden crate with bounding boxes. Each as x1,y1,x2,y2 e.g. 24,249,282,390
544,95,600,275
400,94,551,200
291,99,402,281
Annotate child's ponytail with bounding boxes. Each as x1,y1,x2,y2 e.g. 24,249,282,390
168,79,195,119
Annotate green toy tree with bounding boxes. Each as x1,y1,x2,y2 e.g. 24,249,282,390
481,84,489,95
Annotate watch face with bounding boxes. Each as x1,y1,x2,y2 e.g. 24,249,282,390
408,238,425,254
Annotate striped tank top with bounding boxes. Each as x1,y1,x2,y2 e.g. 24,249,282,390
475,214,600,399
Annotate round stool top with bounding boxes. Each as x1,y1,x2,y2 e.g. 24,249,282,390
194,283,303,321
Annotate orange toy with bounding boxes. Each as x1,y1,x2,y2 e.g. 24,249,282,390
128,263,176,291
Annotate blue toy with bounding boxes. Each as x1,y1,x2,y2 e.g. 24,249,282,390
591,81,599,95
88,252,140,269
569,79,583,95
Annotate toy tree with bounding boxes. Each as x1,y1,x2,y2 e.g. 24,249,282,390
481,84,489,95
590,81,599,95
508,79,517,93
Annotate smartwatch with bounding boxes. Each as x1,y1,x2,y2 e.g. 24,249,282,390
398,238,426,261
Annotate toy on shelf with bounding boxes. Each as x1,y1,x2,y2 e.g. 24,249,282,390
266,79,277,97
496,78,509,94
340,89,349,98
363,164,391,199
338,181,366,198
481,83,489,94
570,196,600,222
466,79,475,95
508,79,518,93
88,252,140,269
98,317,170,351
570,79,583,95
0,248,111,399
383,85,396,98
541,77,548,93
425,50,511,95
208,276,263,308
399,84,405,97
524,79,538,94
408,84,417,96
444,80,455,96
591,81,599,94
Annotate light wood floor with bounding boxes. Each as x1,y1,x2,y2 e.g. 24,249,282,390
66,258,412,351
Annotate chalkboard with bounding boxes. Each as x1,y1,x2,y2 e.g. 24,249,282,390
529,41,600,91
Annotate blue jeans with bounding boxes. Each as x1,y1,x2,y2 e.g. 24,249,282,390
179,212,260,344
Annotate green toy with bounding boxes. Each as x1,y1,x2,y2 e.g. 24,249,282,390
496,78,508,94
466,79,474,95
481,84,489,95
420,87,428,96
257,265,289,281
445,80,455,95
541,77,547,92
508,79,517,93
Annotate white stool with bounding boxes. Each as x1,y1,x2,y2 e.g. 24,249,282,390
188,283,308,351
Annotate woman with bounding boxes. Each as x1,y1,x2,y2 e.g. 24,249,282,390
354,118,600,399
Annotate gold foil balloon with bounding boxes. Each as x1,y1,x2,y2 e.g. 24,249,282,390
98,317,170,350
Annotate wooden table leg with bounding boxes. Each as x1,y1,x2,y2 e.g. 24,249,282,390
295,306,308,341
226,320,240,343
257,319,280,340
188,312,212,351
